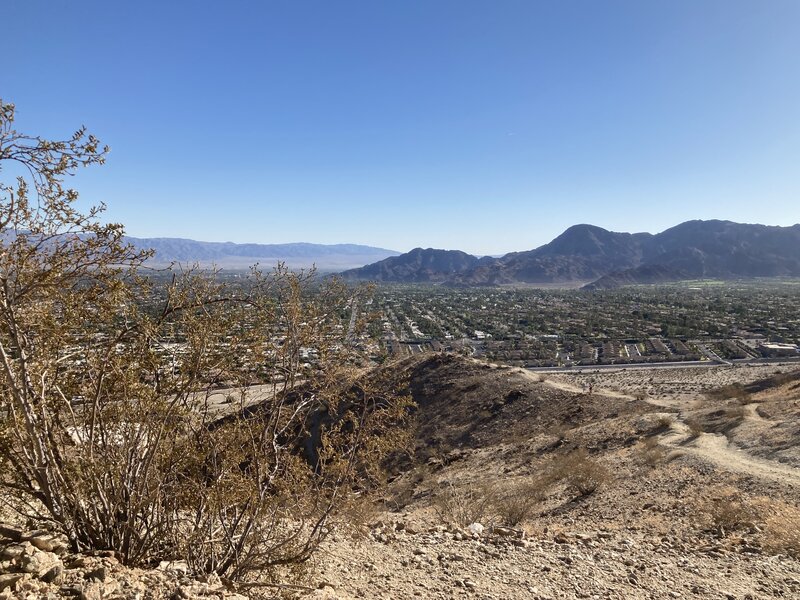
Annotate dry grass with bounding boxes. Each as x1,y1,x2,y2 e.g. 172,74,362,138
752,498,800,558
705,383,751,404
685,416,705,437
655,414,675,432
338,494,384,541
724,405,747,421
493,478,549,527
432,480,498,527
699,489,757,537
547,448,610,498
694,490,800,556
636,437,666,468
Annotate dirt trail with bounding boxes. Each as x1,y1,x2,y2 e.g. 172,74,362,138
516,368,637,400
517,366,800,486
657,416,800,487
741,402,767,422
652,395,800,486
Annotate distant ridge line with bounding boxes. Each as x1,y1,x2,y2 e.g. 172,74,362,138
339,220,800,287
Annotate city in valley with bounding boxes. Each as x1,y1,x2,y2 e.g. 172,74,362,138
358,281,800,370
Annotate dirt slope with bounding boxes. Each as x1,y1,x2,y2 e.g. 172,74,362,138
306,356,800,600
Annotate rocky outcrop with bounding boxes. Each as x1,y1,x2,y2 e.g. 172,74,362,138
0,523,250,600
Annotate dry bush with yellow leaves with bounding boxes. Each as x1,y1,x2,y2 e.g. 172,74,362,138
0,99,411,581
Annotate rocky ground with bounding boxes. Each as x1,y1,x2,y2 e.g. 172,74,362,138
2,356,799,599
301,357,800,600
0,523,253,600
310,514,800,600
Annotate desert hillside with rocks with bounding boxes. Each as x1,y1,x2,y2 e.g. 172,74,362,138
2,356,799,599
305,357,800,600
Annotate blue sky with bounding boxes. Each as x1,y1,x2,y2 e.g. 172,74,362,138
3,0,799,255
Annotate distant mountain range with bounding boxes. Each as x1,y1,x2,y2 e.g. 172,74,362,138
336,247,490,283
125,237,400,270
339,220,800,288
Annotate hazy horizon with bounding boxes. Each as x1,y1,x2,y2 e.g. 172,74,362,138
123,217,800,258
4,1,800,255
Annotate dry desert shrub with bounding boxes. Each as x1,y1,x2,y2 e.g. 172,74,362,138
749,498,800,558
547,448,610,498
636,437,666,468
337,494,384,541
705,383,750,404
685,416,705,437
725,405,747,421
433,480,498,527
665,449,687,462
699,489,758,537
655,414,675,432
0,100,412,581
699,492,800,555
493,477,549,526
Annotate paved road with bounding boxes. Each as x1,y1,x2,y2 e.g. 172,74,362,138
525,356,800,374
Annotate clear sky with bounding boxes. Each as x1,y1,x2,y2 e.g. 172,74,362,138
3,1,799,255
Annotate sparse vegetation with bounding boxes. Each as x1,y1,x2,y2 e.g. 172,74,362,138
685,416,705,437
699,490,757,537
547,448,610,498
656,414,675,431
725,405,747,421
706,383,750,403
432,480,498,527
761,501,800,558
493,477,549,527
637,437,667,468
0,101,411,581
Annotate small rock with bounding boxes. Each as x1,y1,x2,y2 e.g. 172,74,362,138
58,584,83,597
84,566,108,582
158,560,189,573
17,550,62,579
0,573,25,592
0,524,23,543
404,523,420,535
467,523,484,536
0,544,26,561
79,582,103,600
494,526,524,539
40,564,64,584
22,531,61,553
175,582,210,598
